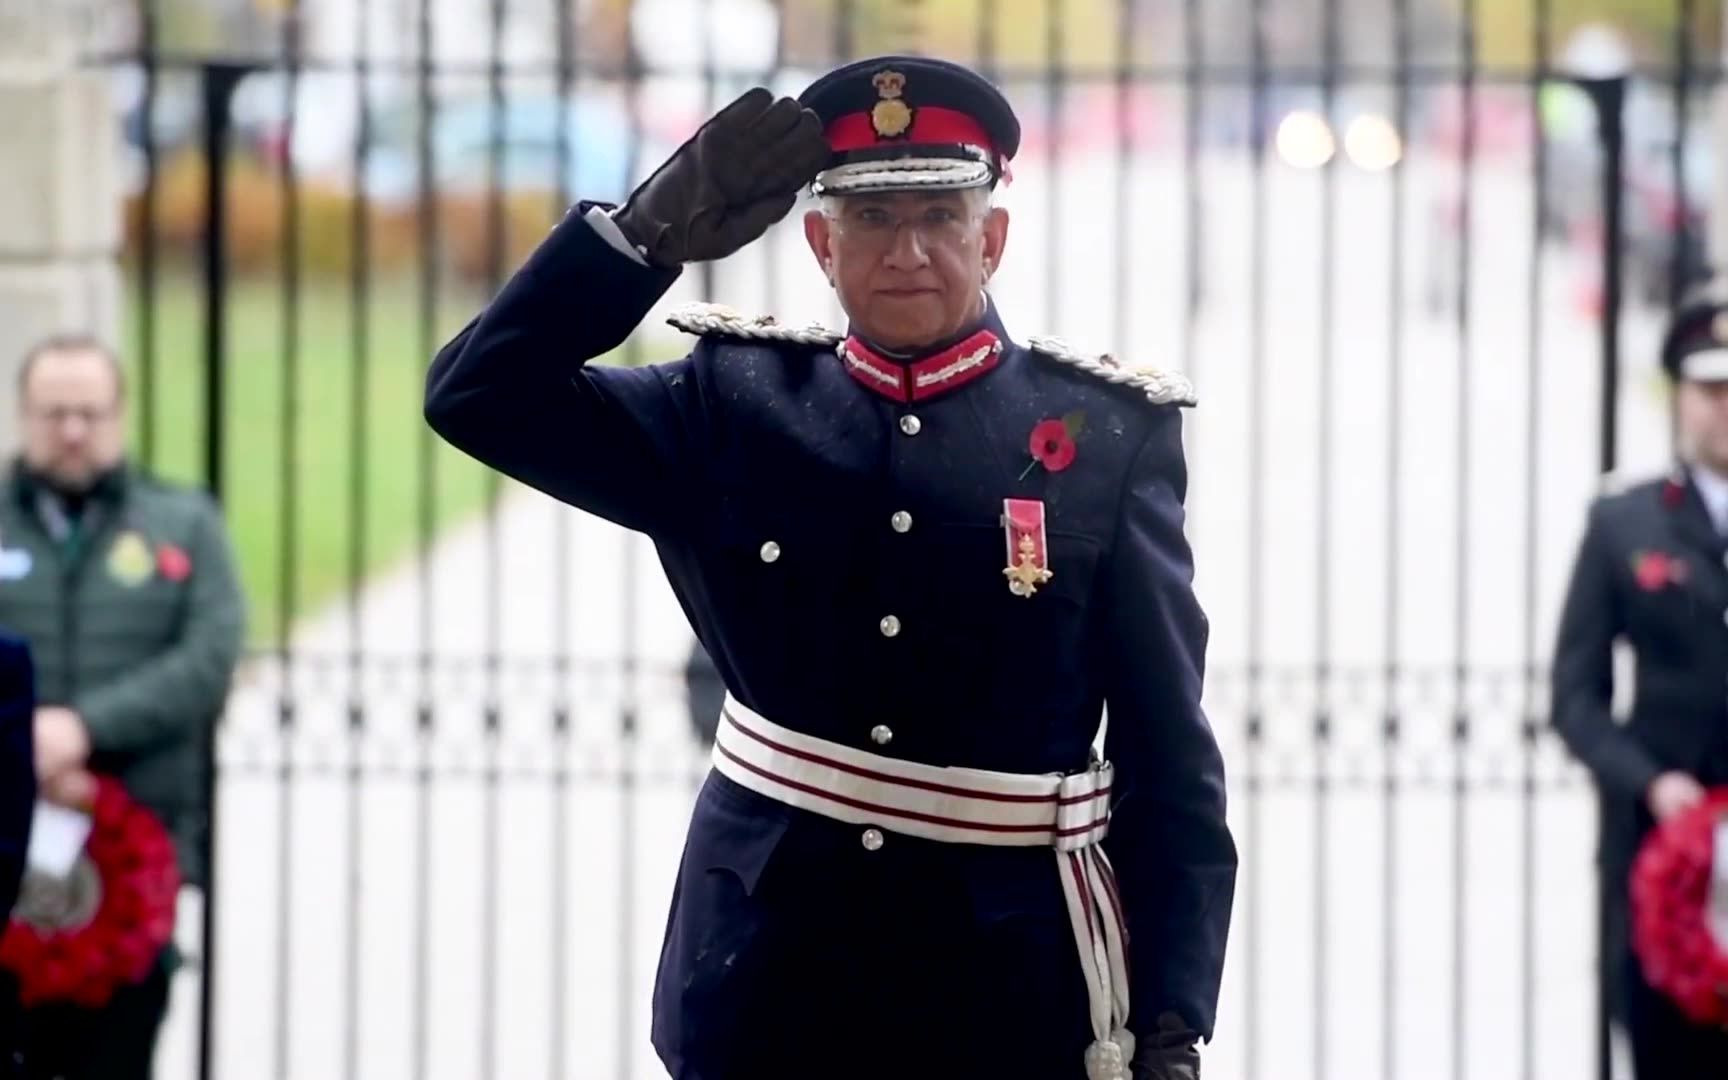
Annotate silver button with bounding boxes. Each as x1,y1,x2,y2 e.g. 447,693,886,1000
879,615,901,638
861,828,884,851
870,724,893,746
890,511,913,533
899,415,922,436
759,541,781,563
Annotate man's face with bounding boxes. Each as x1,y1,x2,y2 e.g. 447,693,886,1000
1679,377,1728,474
804,189,1010,352
19,348,125,492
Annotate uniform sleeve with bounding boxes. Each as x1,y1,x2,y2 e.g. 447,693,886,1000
77,499,246,756
1550,498,1661,801
424,202,713,537
1098,409,1238,1048
0,637,35,920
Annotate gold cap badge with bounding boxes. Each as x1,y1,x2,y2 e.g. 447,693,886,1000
870,69,913,139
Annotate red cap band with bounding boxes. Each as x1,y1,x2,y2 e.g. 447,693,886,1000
824,105,997,154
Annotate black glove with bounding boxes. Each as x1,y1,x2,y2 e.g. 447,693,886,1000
613,86,829,267
1132,1012,1202,1080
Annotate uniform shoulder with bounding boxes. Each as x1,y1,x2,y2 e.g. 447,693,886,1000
1024,333,1195,408
129,468,222,519
665,302,842,351
1592,469,1677,514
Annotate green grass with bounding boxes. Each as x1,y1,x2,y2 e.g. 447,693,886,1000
117,269,668,649
118,270,495,647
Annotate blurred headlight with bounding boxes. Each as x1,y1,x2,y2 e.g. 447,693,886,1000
1276,110,1336,169
1344,114,1402,170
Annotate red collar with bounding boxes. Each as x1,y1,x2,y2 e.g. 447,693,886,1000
839,329,1004,403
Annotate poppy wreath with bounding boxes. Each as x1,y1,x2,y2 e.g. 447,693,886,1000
1630,789,1728,1028
0,776,179,1008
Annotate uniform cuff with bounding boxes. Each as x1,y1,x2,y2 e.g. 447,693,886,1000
583,205,650,267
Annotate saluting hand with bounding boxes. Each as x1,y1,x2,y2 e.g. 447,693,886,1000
32,706,89,781
614,87,830,267
1648,770,1707,822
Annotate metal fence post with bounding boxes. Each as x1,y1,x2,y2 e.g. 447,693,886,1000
196,58,249,1080
1578,74,1627,479
1574,70,1627,1080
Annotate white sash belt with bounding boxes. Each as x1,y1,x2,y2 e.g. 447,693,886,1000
711,693,1137,1080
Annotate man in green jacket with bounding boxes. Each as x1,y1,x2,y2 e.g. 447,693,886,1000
0,335,244,1080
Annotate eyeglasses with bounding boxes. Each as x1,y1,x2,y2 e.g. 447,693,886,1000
827,203,981,245
27,404,117,427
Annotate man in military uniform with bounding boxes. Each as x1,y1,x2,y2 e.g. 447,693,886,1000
1552,290,1728,1077
426,55,1237,1080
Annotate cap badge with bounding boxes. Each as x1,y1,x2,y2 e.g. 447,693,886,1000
870,69,912,139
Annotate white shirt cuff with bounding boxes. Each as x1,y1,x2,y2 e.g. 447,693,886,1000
583,205,651,267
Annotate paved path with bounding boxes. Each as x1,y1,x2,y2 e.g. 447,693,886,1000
156,147,1674,1080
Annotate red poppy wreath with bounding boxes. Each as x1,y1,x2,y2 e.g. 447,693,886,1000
1630,790,1728,1028
0,776,179,1008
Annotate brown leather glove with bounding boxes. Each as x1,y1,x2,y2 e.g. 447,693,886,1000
1133,1012,1202,1080
613,86,829,267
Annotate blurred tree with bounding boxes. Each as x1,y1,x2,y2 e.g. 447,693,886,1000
150,0,278,57
1474,0,1719,68
775,0,1133,73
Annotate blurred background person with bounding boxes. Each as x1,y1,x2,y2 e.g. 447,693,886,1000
1551,289,1728,1078
0,336,245,1080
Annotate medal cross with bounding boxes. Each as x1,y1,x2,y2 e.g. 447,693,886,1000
1003,533,1053,597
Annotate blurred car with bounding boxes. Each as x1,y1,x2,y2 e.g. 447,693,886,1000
360,94,642,205
1272,99,1404,172
1622,134,1712,306
1200,83,1408,171
1422,78,1712,315
1533,79,1702,244
228,69,655,207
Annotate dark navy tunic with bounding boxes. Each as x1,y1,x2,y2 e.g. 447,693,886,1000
0,630,35,1057
426,203,1237,1079
1552,470,1728,1074
0,633,32,912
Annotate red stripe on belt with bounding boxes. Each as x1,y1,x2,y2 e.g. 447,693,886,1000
716,741,1111,838
724,709,1109,807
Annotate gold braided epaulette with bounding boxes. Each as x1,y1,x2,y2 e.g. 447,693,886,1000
666,302,843,348
1027,334,1196,407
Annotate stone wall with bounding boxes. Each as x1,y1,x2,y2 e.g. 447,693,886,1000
0,2,121,449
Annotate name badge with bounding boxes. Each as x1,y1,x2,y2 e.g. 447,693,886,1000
0,547,32,581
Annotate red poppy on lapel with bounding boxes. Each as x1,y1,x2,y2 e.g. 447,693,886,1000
1632,550,1688,591
1021,411,1086,479
156,544,191,583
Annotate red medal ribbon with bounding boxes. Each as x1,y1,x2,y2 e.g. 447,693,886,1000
1003,497,1051,597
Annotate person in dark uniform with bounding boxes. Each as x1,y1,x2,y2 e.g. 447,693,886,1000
426,55,1236,1080
0,632,35,1078
1552,289,1728,1078
0,632,33,946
